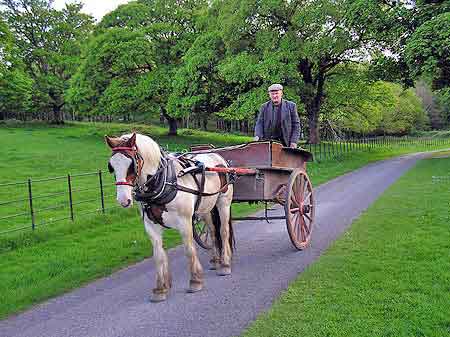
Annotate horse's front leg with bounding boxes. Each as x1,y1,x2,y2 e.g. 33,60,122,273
178,215,204,293
143,213,171,302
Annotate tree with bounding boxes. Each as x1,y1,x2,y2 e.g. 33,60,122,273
1,0,94,123
415,80,447,129
215,0,404,143
368,1,450,122
0,18,33,120
88,0,208,135
0,18,12,74
321,64,384,135
405,11,450,92
67,28,156,118
376,82,428,135
168,32,232,130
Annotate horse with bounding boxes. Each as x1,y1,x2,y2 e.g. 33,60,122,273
105,133,234,302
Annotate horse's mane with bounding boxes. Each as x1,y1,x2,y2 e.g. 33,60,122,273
121,133,161,174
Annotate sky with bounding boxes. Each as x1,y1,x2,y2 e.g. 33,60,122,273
53,0,131,21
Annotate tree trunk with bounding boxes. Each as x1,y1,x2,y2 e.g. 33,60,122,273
52,104,65,124
299,62,325,144
49,88,65,124
161,108,178,136
306,104,320,144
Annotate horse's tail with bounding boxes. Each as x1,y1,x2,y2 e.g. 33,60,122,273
229,209,235,252
211,206,235,254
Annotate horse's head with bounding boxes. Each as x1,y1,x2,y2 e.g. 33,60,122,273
105,133,141,208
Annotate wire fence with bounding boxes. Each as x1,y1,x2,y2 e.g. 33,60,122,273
302,135,450,162
0,171,118,235
1,136,449,236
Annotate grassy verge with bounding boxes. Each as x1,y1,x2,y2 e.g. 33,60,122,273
242,154,450,337
0,122,449,320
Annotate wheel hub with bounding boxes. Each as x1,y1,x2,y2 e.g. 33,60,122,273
302,204,310,214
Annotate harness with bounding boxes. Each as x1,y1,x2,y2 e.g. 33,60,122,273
109,145,234,229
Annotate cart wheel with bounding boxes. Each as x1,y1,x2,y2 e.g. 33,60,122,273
284,169,315,250
192,216,213,250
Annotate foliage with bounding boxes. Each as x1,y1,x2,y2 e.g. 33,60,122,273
0,18,13,74
324,65,428,135
369,1,450,127
323,65,383,134
0,68,33,119
0,18,33,118
376,82,428,134
168,32,233,128
67,28,156,117
405,12,450,91
0,0,94,122
69,0,207,134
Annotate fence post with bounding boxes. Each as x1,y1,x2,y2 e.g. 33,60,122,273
319,142,322,161
27,178,35,230
99,170,105,214
331,140,335,158
67,174,74,221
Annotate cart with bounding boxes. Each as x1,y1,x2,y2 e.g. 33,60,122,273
190,141,315,251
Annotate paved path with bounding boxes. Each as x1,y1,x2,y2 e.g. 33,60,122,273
0,153,426,337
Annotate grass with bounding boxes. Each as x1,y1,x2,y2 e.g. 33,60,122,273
241,154,450,337
0,121,449,320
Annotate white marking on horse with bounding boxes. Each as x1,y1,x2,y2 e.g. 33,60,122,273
110,153,133,207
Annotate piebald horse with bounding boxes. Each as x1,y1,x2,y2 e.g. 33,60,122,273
105,133,234,302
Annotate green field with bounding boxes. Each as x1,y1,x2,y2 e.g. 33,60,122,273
242,155,450,337
0,121,449,319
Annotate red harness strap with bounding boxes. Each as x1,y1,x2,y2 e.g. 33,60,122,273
115,181,134,186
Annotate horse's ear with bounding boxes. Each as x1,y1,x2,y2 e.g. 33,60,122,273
127,133,137,148
105,135,121,148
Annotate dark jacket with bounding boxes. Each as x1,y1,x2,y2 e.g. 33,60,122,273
254,99,300,146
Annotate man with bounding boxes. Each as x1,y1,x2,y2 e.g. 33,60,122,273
254,84,300,148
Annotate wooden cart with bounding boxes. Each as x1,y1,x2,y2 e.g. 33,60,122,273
190,141,315,251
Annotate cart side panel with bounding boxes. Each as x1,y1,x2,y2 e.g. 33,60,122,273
232,173,264,201
232,168,292,202
271,143,312,169
214,142,272,168
262,169,292,201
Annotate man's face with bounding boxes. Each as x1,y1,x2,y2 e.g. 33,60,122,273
269,90,283,105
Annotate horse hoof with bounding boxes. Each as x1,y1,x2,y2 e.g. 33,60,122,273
150,292,167,302
216,266,231,276
187,281,203,293
209,263,218,270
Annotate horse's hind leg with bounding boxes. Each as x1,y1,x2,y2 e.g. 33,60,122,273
178,215,204,293
200,213,221,270
144,216,171,302
216,198,233,276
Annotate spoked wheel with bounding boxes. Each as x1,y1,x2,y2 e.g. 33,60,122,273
192,216,213,250
284,169,315,250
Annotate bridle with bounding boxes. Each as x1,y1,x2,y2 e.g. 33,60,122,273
108,145,144,187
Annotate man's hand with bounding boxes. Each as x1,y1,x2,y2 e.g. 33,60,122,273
290,142,297,148
253,136,260,141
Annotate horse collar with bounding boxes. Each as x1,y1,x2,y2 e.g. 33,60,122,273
134,154,178,205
